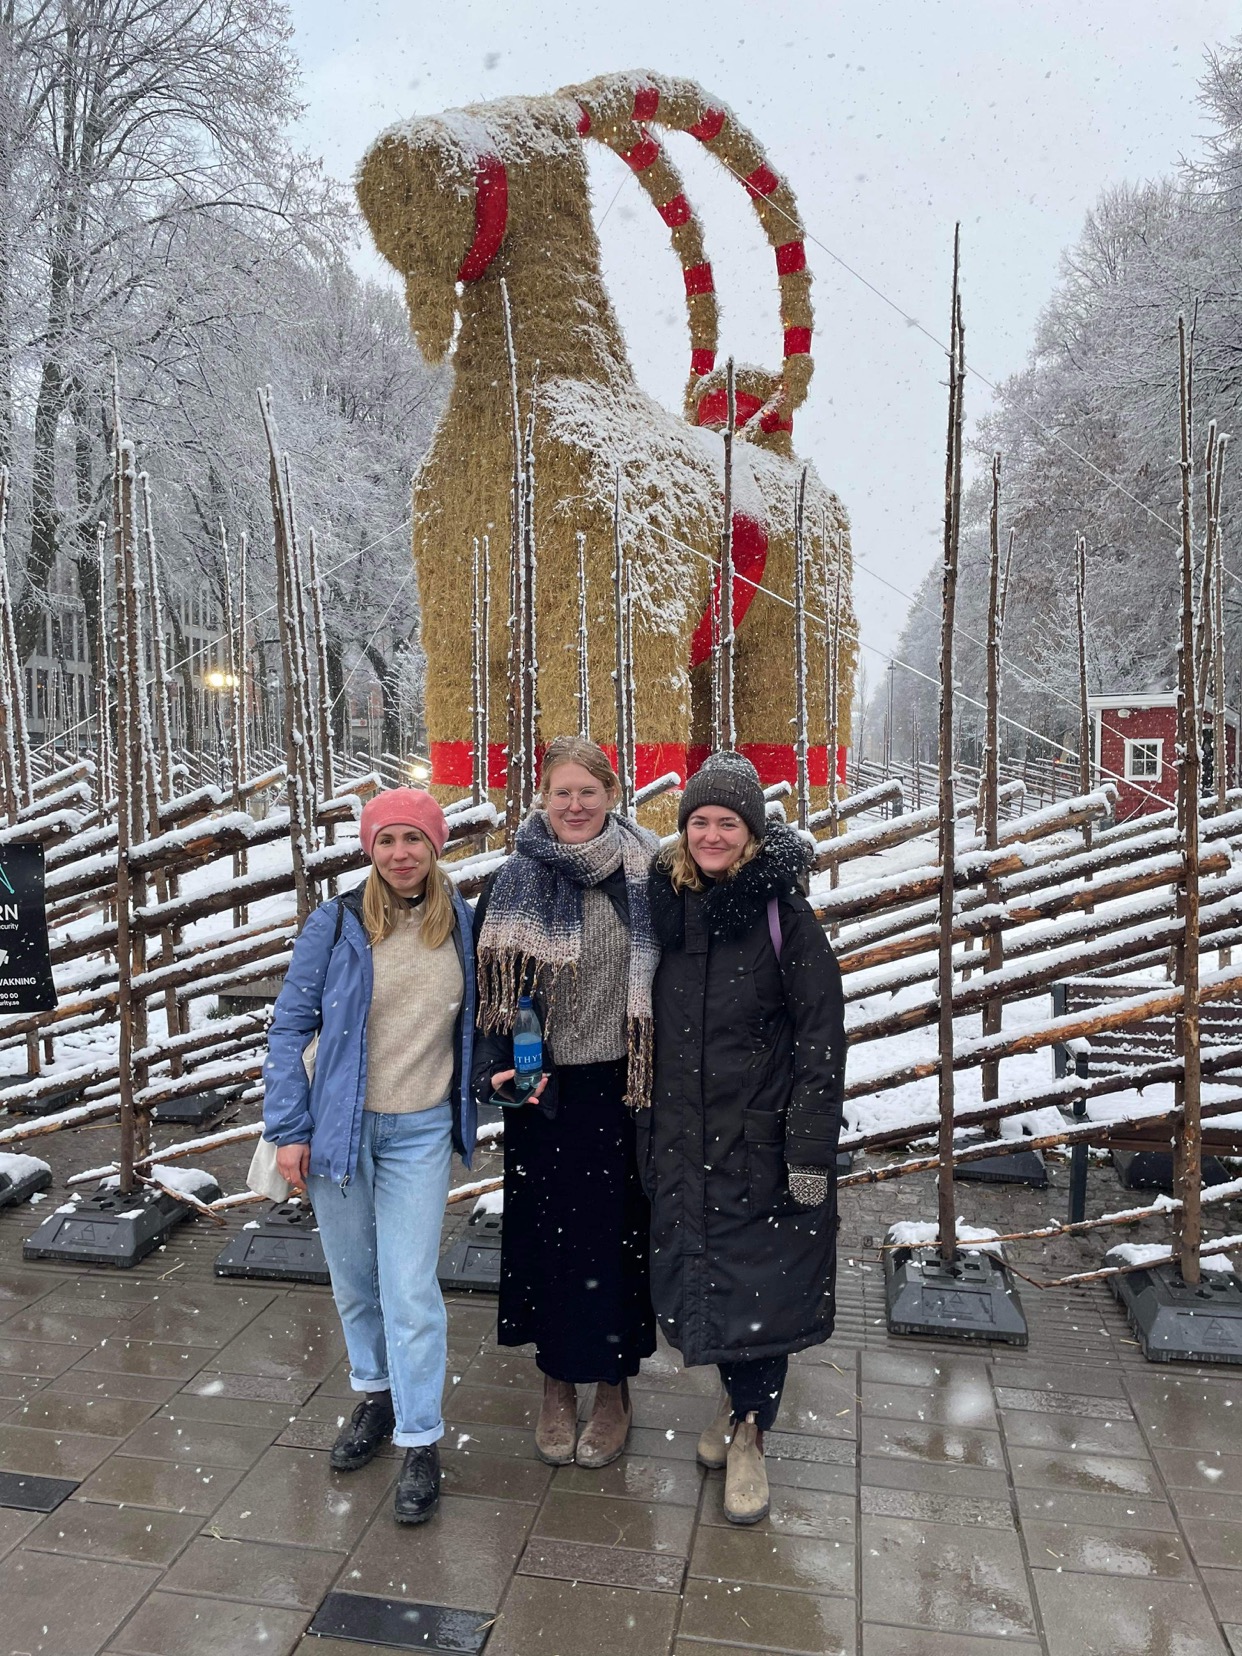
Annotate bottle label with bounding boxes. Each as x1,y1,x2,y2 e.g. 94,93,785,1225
513,1034,542,1076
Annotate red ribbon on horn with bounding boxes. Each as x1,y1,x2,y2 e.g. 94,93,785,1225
456,154,509,283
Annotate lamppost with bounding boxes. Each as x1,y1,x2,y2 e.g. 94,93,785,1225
204,669,239,790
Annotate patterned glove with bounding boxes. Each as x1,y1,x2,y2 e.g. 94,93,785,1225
787,1163,829,1208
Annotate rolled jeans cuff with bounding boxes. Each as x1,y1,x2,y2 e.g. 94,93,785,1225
348,1375,390,1394
393,1418,445,1449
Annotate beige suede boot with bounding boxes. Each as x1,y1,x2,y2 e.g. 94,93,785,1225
724,1413,769,1524
575,1379,632,1468
696,1386,733,1470
534,1377,578,1466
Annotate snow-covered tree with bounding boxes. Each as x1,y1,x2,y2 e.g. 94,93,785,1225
885,37,1242,763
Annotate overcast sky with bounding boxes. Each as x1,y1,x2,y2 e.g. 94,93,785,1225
287,0,1241,678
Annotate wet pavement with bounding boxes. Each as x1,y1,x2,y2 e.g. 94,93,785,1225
0,1144,1238,1654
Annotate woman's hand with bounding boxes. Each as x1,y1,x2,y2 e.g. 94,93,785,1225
275,1143,311,1190
491,1068,549,1105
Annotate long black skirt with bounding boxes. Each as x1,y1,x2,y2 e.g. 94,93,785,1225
499,1058,656,1383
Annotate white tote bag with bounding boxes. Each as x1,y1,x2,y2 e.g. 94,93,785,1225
248,1034,319,1202
246,1136,290,1202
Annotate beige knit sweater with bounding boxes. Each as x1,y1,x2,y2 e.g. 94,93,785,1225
364,906,463,1113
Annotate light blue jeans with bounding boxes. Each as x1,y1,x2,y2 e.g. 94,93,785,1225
308,1103,453,1448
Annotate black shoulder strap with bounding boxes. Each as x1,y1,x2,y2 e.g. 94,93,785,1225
334,897,346,946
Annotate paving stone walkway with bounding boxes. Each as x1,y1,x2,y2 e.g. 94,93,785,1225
0,1141,1238,1655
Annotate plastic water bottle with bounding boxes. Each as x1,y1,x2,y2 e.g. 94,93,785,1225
512,995,543,1101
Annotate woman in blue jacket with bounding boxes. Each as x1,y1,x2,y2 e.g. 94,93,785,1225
263,788,477,1526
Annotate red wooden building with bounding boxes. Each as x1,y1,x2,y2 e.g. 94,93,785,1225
1088,692,1239,821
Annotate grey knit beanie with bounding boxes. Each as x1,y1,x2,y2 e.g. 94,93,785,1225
678,750,766,840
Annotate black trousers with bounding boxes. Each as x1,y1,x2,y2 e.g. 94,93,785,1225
718,1354,788,1432
499,1059,656,1385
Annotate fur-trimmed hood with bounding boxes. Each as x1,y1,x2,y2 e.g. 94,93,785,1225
648,818,811,950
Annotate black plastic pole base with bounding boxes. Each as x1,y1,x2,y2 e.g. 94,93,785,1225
22,1175,221,1269
884,1242,1029,1345
6,1083,87,1118
1112,1150,1232,1193
956,1149,1048,1188
214,1201,329,1284
0,1155,52,1210
152,1089,231,1128
438,1208,502,1294
1111,1261,1242,1364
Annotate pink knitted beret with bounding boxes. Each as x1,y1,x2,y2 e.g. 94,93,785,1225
359,788,449,859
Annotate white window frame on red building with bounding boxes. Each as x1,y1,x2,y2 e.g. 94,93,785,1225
1124,737,1163,782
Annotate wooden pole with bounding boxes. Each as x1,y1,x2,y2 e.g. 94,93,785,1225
1196,423,1219,723
613,471,633,811
825,521,845,894
501,280,524,848
307,528,336,818
718,358,737,752
95,523,113,817
1211,436,1230,814
282,456,319,823
139,478,184,1064
576,531,590,741
520,400,538,814
258,390,311,925
235,530,251,927
471,536,484,806
793,468,810,831
981,454,1004,1100
237,532,250,785
122,441,153,1121
0,468,31,811
624,559,637,813
1174,314,1204,1286
480,531,491,800
936,227,964,1263
220,520,253,920
1074,534,1094,914
114,431,138,1193
0,471,18,819
139,477,174,805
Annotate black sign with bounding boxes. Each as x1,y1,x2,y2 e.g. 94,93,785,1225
0,843,56,1013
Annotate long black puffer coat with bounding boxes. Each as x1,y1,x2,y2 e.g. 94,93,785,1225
638,820,845,1366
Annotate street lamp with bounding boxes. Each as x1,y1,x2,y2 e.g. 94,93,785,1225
203,671,240,788
407,756,431,786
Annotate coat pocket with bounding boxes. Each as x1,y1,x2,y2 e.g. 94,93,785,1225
743,1109,791,1214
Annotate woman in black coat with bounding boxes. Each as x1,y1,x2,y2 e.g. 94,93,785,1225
640,751,845,1524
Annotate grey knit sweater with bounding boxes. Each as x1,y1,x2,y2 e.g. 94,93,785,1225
540,886,629,1065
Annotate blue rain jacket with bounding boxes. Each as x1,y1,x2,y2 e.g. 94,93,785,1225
262,882,478,1182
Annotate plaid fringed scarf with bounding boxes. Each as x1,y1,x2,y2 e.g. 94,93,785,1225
476,811,661,1108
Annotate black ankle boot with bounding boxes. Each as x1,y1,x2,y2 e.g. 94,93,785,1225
394,1443,440,1524
330,1393,395,1471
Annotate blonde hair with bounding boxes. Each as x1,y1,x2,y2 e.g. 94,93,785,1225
662,829,761,894
539,736,620,803
362,834,456,950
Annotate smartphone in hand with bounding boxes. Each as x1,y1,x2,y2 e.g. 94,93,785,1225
490,1069,547,1109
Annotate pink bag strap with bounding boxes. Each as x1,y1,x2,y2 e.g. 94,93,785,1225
767,896,782,962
